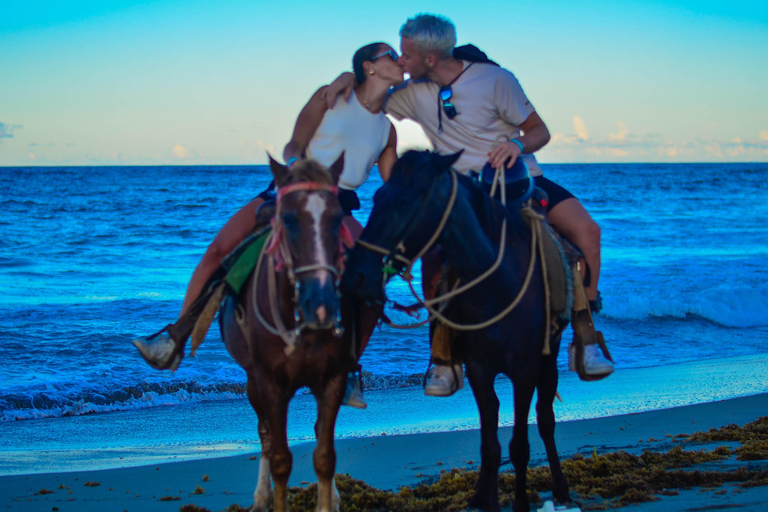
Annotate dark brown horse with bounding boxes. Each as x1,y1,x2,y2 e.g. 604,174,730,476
343,151,574,512
218,155,361,512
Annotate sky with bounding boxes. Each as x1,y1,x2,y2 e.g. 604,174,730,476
1,0,767,166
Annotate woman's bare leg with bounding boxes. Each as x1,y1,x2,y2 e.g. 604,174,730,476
179,196,265,317
545,198,601,302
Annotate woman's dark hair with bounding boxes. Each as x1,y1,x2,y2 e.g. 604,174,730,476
352,42,386,84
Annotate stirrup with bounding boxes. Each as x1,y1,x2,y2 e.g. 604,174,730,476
132,325,185,371
424,363,464,397
342,372,367,409
570,323,613,381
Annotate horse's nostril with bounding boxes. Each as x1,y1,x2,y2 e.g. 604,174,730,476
315,305,327,324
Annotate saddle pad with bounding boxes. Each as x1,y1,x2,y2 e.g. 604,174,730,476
222,227,272,295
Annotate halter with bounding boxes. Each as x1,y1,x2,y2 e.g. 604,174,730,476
252,180,351,354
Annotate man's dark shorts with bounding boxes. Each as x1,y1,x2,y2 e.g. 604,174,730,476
255,182,360,217
534,176,575,213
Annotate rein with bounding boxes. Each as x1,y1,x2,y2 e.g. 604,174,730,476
251,180,347,354
356,164,553,353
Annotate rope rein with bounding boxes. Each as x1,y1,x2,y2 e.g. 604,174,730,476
356,161,554,354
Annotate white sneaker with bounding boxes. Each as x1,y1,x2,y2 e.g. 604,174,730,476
582,344,614,376
424,364,464,397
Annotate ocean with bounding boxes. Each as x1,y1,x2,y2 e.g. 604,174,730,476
2,162,768,474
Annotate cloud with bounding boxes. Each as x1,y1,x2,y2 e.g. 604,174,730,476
255,139,276,155
572,116,589,141
0,122,22,141
610,148,629,157
608,122,629,141
172,144,191,158
760,130,768,141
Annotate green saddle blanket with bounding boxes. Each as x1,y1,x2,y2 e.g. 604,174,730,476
221,227,272,295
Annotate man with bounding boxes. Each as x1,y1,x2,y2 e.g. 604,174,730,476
327,13,613,395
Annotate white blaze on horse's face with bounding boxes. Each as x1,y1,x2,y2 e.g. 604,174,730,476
305,193,332,286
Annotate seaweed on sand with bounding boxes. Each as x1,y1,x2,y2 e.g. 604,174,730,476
183,416,768,511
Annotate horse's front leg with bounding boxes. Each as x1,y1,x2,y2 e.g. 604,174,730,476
465,362,502,512
253,418,273,511
245,377,273,512
262,391,292,512
510,380,536,512
536,352,571,505
313,373,345,512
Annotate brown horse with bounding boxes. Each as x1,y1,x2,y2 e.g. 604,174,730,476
218,155,358,512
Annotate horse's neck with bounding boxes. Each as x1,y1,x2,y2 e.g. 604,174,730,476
441,186,529,287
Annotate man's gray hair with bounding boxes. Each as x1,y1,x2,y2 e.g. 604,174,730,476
400,13,456,58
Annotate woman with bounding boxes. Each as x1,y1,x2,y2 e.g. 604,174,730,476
134,43,405,406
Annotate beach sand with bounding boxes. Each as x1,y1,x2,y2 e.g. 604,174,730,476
3,392,768,511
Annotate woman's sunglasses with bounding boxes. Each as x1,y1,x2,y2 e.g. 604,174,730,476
371,50,399,62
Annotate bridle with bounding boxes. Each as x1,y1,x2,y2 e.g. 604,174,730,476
354,164,551,353
250,181,351,354
356,169,458,281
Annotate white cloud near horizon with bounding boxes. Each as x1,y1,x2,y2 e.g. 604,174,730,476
172,144,191,159
608,122,629,141
573,116,589,141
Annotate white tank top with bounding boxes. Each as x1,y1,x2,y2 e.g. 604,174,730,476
306,90,390,190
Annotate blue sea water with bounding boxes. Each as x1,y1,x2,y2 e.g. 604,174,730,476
1,162,767,431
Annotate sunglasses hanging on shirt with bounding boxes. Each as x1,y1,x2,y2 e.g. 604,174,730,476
437,63,473,134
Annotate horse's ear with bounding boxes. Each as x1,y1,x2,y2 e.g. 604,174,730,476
328,152,345,185
268,153,290,187
437,150,463,170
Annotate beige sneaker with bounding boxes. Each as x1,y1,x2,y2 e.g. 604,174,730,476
132,335,183,371
424,364,464,397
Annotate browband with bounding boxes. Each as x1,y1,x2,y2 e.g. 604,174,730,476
277,182,339,202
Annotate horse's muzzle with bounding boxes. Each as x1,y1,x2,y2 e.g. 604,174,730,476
298,279,339,330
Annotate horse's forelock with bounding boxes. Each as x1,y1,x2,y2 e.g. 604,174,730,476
286,159,335,186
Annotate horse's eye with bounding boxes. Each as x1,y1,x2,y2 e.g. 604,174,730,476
282,213,298,230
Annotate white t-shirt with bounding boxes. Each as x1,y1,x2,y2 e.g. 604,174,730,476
384,62,543,177
306,90,391,190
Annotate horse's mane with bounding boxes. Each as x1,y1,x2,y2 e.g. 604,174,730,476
393,150,528,243
285,159,335,185
454,168,528,243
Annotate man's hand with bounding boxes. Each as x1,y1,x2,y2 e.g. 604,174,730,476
488,141,523,170
321,72,356,109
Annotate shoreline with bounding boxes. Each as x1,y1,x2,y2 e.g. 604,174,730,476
3,393,768,511
4,353,768,477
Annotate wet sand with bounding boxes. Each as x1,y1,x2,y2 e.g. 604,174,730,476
3,392,768,511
